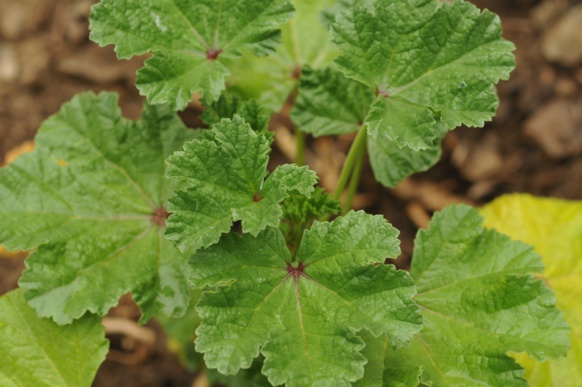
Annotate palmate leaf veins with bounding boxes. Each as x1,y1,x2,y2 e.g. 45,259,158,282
290,0,515,186
190,211,422,387
354,205,570,386
89,0,294,110
331,0,515,151
0,92,196,324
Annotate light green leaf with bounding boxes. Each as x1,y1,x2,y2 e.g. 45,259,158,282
481,194,582,386
358,205,570,386
201,94,270,133
157,289,204,372
166,116,317,253
282,187,340,223
225,0,339,112
158,290,271,385
331,0,515,150
354,330,421,387
0,289,108,387
191,211,421,386
90,0,294,110
0,92,196,324
291,66,373,137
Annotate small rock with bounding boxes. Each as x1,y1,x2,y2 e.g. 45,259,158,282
0,1,54,40
530,0,568,29
452,133,504,182
541,4,582,67
555,77,579,98
17,36,51,85
66,0,94,44
524,99,582,159
0,44,19,82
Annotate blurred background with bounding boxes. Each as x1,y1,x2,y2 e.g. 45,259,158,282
0,0,581,385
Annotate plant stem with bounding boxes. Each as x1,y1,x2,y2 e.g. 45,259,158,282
295,128,306,166
333,125,368,201
342,137,366,214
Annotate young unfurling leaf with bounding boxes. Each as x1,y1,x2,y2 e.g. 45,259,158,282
165,116,318,253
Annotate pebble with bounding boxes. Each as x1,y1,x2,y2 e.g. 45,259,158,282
541,4,582,67
524,100,582,159
0,44,19,82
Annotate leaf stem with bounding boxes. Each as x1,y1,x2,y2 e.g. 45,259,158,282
295,128,306,166
342,136,366,214
333,125,368,202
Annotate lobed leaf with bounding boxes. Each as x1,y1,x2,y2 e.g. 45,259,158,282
281,187,341,223
0,289,108,386
166,116,318,253
356,204,570,386
201,94,270,133
291,66,373,137
90,0,294,110
225,0,339,111
291,66,447,187
0,92,196,324
191,211,422,386
331,0,515,150
367,121,447,187
481,194,582,386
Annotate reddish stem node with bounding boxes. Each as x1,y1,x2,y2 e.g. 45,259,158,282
206,48,222,61
285,261,309,281
253,192,264,202
151,207,170,227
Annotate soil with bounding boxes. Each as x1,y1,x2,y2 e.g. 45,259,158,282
0,0,581,386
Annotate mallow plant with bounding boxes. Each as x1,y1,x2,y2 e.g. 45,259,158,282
0,0,571,386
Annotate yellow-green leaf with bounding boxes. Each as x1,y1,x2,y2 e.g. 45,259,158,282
481,194,582,386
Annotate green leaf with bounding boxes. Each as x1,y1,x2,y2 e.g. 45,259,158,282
357,205,570,386
225,0,339,112
291,66,446,187
354,330,422,387
481,194,582,386
191,211,421,386
208,357,272,387
367,121,447,187
0,289,108,386
89,0,294,110
0,92,196,324
201,94,270,133
166,116,317,253
331,0,515,150
291,66,373,137
282,187,341,223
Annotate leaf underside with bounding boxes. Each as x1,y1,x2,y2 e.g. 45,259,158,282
191,211,422,387
0,92,196,324
90,0,294,110
356,205,570,386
